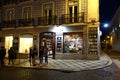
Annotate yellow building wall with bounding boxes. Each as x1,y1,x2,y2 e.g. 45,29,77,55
87,0,99,22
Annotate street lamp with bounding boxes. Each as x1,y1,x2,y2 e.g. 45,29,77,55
103,23,109,28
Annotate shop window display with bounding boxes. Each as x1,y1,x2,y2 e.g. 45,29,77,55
5,36,13,57
63,33,83,54
19,38,33,53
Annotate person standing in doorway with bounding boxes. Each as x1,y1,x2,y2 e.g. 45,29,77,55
29,47,33,66
44,48,49,64
39,46,44,64
32,45,38,66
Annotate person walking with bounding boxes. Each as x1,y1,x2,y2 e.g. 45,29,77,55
39,46,44,64
8,47,15,65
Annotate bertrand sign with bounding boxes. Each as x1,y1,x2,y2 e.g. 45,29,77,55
44,33,52,36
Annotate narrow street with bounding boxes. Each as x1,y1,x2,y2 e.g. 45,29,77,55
0,62,119,80
0,51,120,80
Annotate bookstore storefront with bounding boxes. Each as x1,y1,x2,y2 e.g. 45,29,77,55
0,24,100,59
39,32,84,54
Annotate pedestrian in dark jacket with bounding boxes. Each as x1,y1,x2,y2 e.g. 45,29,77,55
8,47,15,65
0,46,6,66
39,46,44,64
44,48,49,64
29,47,33,66
32,45,38,66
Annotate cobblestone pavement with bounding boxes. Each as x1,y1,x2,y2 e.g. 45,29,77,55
2,51,112,72
0,59,120,80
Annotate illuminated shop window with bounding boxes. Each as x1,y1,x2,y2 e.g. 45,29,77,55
19,37,33,53
5,36,13,57
63,32,83,53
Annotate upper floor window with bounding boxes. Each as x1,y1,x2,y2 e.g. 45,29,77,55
6,9,15,20
42,2,54,24
22,6,32,19
68,0,79,14
68,0,79,23
43,3,53,17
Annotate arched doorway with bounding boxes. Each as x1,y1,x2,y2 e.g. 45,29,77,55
39,32,56,59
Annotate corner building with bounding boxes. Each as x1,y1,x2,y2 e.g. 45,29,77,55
0,0,100,59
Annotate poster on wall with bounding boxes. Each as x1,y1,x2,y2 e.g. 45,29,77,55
13,37,19,51
57,37,62,52
63,32,83,53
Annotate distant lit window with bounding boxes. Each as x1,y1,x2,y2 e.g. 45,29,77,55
119,24,120,27
112,29,114,32
115,27,117,31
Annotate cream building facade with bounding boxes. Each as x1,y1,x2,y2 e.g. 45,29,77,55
0,0,100,59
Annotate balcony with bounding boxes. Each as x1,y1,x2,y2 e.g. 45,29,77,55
38,15,57,25
18,18,34,27
0,13,85,29
1,20,16,28
61,12,84,24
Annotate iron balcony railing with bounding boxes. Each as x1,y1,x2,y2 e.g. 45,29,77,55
38,15,57,25
1,20,16,28
18,18,34,27
61,12,84,24
0,13,85,28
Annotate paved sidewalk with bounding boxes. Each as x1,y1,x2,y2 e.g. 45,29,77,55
3,51,112,72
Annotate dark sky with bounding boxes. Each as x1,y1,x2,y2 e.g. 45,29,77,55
100,0,120,23
100,0,120,35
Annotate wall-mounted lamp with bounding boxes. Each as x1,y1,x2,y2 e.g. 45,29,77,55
91,20,95,25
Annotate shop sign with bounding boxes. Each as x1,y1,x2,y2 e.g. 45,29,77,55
42,32,55,37
44,33,52,36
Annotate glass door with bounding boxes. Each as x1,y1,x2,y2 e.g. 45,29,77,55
5,36,13,57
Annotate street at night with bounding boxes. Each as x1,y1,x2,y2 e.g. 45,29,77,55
0,51,120,80
0,0,120,80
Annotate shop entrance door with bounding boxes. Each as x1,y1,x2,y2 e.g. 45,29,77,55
5,36,13,57
40,32,55,59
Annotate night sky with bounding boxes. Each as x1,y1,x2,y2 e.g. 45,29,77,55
100,0,120,33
